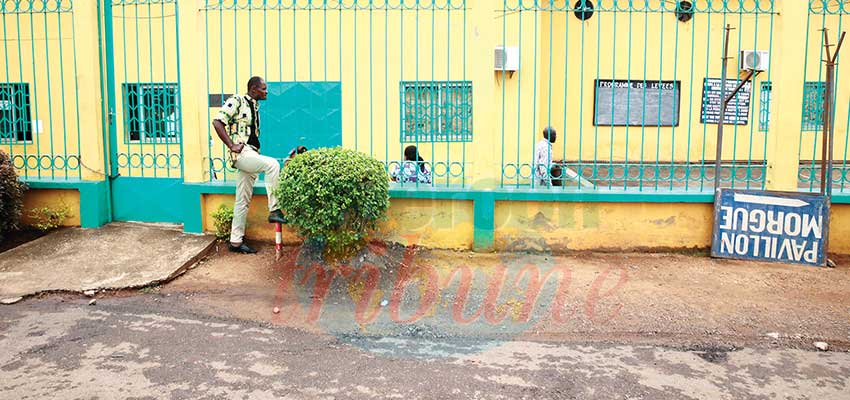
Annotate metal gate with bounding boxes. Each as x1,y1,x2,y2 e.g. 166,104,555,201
103,0,185,222
1,1,84,181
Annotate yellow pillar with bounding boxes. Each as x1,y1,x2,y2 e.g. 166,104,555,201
74,1,107,181
177,0,208,183
765,3,807,191
467,0,501,189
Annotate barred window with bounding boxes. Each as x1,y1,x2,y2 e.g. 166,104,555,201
759,81,771,132
0,83,33,143
401,81,472,143
801,81,826,132
122,83,180,143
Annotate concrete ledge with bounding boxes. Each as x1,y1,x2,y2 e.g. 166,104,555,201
0,222,216,299
21,179,110,228
186,181,720,202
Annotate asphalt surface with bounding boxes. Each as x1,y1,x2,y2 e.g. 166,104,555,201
2,294,849,400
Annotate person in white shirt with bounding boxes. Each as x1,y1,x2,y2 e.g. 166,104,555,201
534,126,593,188
534,127,559,186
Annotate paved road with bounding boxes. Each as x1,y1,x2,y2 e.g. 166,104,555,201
1,296,848,400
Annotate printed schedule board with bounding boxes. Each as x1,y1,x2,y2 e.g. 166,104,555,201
593,79,680,126
700,78,752,125
711,189,830,267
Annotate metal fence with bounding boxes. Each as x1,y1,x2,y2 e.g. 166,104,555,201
799,0,850,192
10,0,850,195
109,0,183,179
1,0,82,180
202,0,469,186
498,0,776,191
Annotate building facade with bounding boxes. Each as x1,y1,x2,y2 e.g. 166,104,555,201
5,0,850,253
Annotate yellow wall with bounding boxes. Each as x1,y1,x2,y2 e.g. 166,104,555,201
1,11,83,180
21,189,80,227
484,1,779,175
798,12,850,163
496,201,850,255
109,2,181,179
2,2,106,181
536,4,773,163
199,194,850,256
200,6,472,184
202,194,473,249
828,205,850,254
3,1,839,185
10,1,850,257
203,194,300,244
495,201,713,251
379,198,473,249
4,1,846,184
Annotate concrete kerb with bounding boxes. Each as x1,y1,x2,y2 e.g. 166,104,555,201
0,222,217,302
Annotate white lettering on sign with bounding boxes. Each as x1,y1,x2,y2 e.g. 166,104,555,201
719,206,733,229
719,233,819,263
716,207,822,239
785,213,801,236
750,209,766,233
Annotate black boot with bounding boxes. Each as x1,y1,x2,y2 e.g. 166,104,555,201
268,209,288,224
228,242,257,254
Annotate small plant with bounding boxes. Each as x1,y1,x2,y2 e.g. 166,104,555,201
139,284,161,294
0,150,27,241
28,206,71,231
274,147,390,261
211,204,234,240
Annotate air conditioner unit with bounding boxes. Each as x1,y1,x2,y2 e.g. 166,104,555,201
740,50,769,72
495,46,519,72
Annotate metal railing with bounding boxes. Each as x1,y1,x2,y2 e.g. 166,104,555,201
799,0,850,192
2,0,82,180
498,0,776,191
202,0,469,187
9,1,850,197
110,0,183,179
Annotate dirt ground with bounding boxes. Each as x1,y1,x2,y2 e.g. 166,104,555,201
155,241,850,353
0,227,48,254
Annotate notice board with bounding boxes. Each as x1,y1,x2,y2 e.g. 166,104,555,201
700,77,752,125
593,79,681,127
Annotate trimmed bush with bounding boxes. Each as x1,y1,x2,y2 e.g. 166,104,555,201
274,147,389,260
0,150,27,241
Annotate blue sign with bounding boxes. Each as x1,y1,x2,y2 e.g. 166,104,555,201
711,189,830,267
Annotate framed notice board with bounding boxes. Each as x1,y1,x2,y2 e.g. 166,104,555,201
593,79,681,127
699,77,752,125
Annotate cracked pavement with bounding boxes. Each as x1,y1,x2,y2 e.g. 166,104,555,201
1,295,849,399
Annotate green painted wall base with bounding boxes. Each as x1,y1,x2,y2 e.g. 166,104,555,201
111,177,188,225
80,180,110,228
24,179,110,228
186,183,743,250
25,178,850,251
182,189,203,233
473,193,495,252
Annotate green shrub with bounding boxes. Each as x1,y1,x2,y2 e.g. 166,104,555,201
28,206,71,231
0,150,27,240
211,204,234,240
274,147,390,260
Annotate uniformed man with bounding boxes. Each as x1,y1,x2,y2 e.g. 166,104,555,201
212,76,286,254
